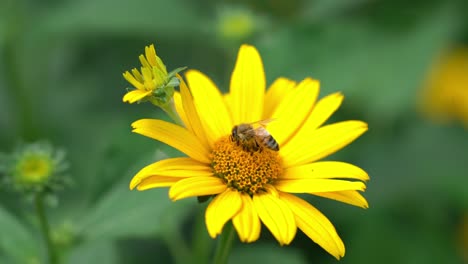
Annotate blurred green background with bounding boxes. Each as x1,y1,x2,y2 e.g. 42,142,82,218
1,0,467,263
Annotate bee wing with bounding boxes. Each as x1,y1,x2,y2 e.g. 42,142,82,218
248,118,277,128
254,126,271,137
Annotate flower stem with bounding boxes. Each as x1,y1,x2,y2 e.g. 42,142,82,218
154,99,183,126
192,206,212,264
212,222,235,264
35,193,57,264
163,228,191,264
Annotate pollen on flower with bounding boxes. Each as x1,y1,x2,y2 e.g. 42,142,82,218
210,136,283,195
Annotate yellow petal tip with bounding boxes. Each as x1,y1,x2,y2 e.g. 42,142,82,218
360,184,367,191
239,44,260,55
129,178,140,190
168,187,188,201
122,94,134,103
131,119,145,129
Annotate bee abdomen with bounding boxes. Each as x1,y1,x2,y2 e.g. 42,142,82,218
263,136,279,151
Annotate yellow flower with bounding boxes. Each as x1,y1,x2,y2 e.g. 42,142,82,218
129,45,369,259
1,141,68,193
419,48,468,127
16,154,52,184
123,44,184,106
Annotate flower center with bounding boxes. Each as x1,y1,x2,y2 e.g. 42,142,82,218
16,155,52,184
210,136,283,195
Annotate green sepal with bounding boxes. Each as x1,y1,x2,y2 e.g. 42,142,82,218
167,66,187,80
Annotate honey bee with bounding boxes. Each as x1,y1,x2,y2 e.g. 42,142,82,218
231,119,279,152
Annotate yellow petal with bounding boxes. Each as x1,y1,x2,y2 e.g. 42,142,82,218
178,74,210,147
139,54,151,68
264,78,296,119
169,176,226,201
223,93,233,121
312,191,369,208
279,192,345,259
186,70,232,143
282,161,369,181
136,176,180,190
300,92,344,131
131,68,143,82
232,193,261,242
274,179,366,193
205,189,242,238
229,45,266,124
253,191,296,245
267,78,319,147
173,91,189,128
281,121,368,167
153,67,166,86
145,44,157,67
123,90,152,103
154,56,168,75
123,71,145,90
132,119,210,163
141,67,154,86
129,157,212,190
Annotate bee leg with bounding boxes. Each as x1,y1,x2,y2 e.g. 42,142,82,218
254,139,262,152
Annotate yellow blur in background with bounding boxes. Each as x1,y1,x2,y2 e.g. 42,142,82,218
420,48,468,127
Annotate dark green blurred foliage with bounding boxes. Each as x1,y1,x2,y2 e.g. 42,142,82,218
1,0,467,263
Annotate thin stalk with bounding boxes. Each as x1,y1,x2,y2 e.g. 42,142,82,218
162,227,191,264
158,99,183,126
35,193,57,264
212,222,236,264
192,206,212,264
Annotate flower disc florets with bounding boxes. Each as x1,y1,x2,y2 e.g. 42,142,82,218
210,136,283,195
0,142,69,194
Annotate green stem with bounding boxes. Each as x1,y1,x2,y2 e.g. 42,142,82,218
153,99,183,126
160,205,191,264
192,206,212,264
35,193,57,264
212,222,236,264
163,227,191,264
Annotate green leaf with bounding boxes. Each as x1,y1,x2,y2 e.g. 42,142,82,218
229,243,308,264
66,240,117,264
76,154,195,240
0,206,39,263
77,184,195,240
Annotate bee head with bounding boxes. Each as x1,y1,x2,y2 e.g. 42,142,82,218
231,125,239,140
